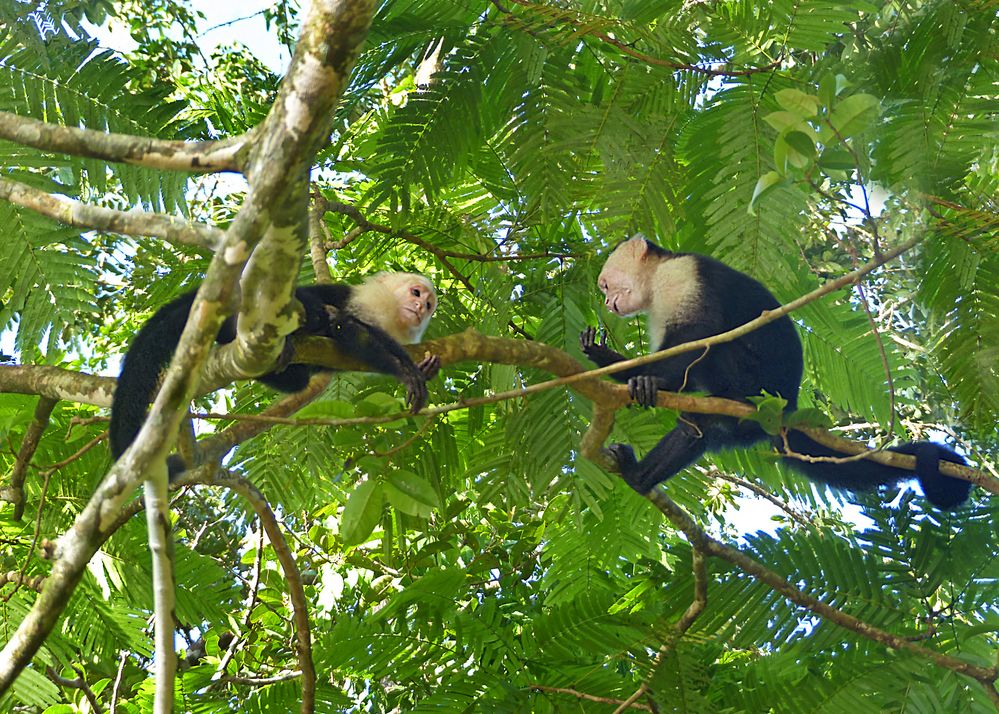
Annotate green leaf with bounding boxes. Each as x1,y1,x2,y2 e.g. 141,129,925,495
762,110,810,134
744,393,788,435
356,392,403,416
818,147,855,171
385,470,440,518
827,93,880,138
784,131,816,159
818,74,837,109
784,408,833,429
341,480,384,546
775,89,820,117
749,171,782,213
297,399,356,419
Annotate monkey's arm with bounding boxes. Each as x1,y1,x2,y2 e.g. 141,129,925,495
321,313,430,411
579,327,635,382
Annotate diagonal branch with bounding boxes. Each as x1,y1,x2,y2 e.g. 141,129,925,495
647,489,997,684
0,0,378,701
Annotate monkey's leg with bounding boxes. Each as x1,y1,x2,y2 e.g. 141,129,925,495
609,421,706,494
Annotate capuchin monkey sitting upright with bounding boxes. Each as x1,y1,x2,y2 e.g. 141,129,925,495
580,236,971,510
110,272,439,471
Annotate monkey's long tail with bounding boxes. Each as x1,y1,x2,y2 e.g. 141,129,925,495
109,294,196,461
781,430,972,510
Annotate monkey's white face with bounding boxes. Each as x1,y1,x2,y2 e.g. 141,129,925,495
354,272,437,344
391,276,437,341
598,264,648,317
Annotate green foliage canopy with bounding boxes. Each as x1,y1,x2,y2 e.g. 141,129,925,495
0,0,997,711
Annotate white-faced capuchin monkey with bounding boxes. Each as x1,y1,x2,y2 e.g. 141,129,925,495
110,272,439,472
580,236,971,509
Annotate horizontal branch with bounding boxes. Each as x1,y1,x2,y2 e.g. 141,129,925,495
0,111,245,173
0,364,115,407
0,177,223,251
285,330,999,491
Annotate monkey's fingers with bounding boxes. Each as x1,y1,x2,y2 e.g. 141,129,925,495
416,354,441,380
404,372,429,413
628,376,658,408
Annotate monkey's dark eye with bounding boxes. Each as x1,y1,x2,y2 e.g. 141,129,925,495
426,301,433,311
412,287,422,297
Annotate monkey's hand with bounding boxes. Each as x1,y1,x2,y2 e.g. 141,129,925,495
416,354,441,381
627,375,661,408
401,365,429,414
579,327,626,366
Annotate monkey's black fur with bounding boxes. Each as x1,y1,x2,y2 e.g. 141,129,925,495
582,240,971,510
109,284,433,470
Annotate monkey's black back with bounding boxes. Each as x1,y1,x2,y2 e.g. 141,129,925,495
661,252,803,411
109,292,236,459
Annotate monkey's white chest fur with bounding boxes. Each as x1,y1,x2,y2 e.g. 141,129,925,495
646,255,701,351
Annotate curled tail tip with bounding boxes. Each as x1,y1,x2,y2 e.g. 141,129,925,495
910,442,973,511
920,479,973,510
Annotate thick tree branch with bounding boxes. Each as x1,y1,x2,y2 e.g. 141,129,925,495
0,110,245,173
144,464,176,711
0,0,378,700
0,365,115,407
209,0,376,392
0,177,223,251
0,572,45,592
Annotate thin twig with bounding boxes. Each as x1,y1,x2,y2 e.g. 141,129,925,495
496,0,782,77
529,684,652,711
46,666,102,713
6,396,56,521
614,547,707,713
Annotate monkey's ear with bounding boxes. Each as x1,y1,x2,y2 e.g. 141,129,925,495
622,234,650,259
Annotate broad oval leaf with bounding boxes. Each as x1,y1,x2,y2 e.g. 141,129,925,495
828,93,880,138
341,480,384,546
775,88,820,117
784,130,816,159
387,470,441,508
385,470,440,518
818,147,855,172
763,110,809,134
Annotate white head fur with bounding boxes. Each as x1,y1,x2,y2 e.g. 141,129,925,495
598,236,700,349
350,272,437,344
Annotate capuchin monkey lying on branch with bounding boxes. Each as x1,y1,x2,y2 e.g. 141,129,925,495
581,236,971,510
110,272,439,473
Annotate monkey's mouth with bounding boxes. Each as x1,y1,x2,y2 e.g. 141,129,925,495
403,307,422,323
